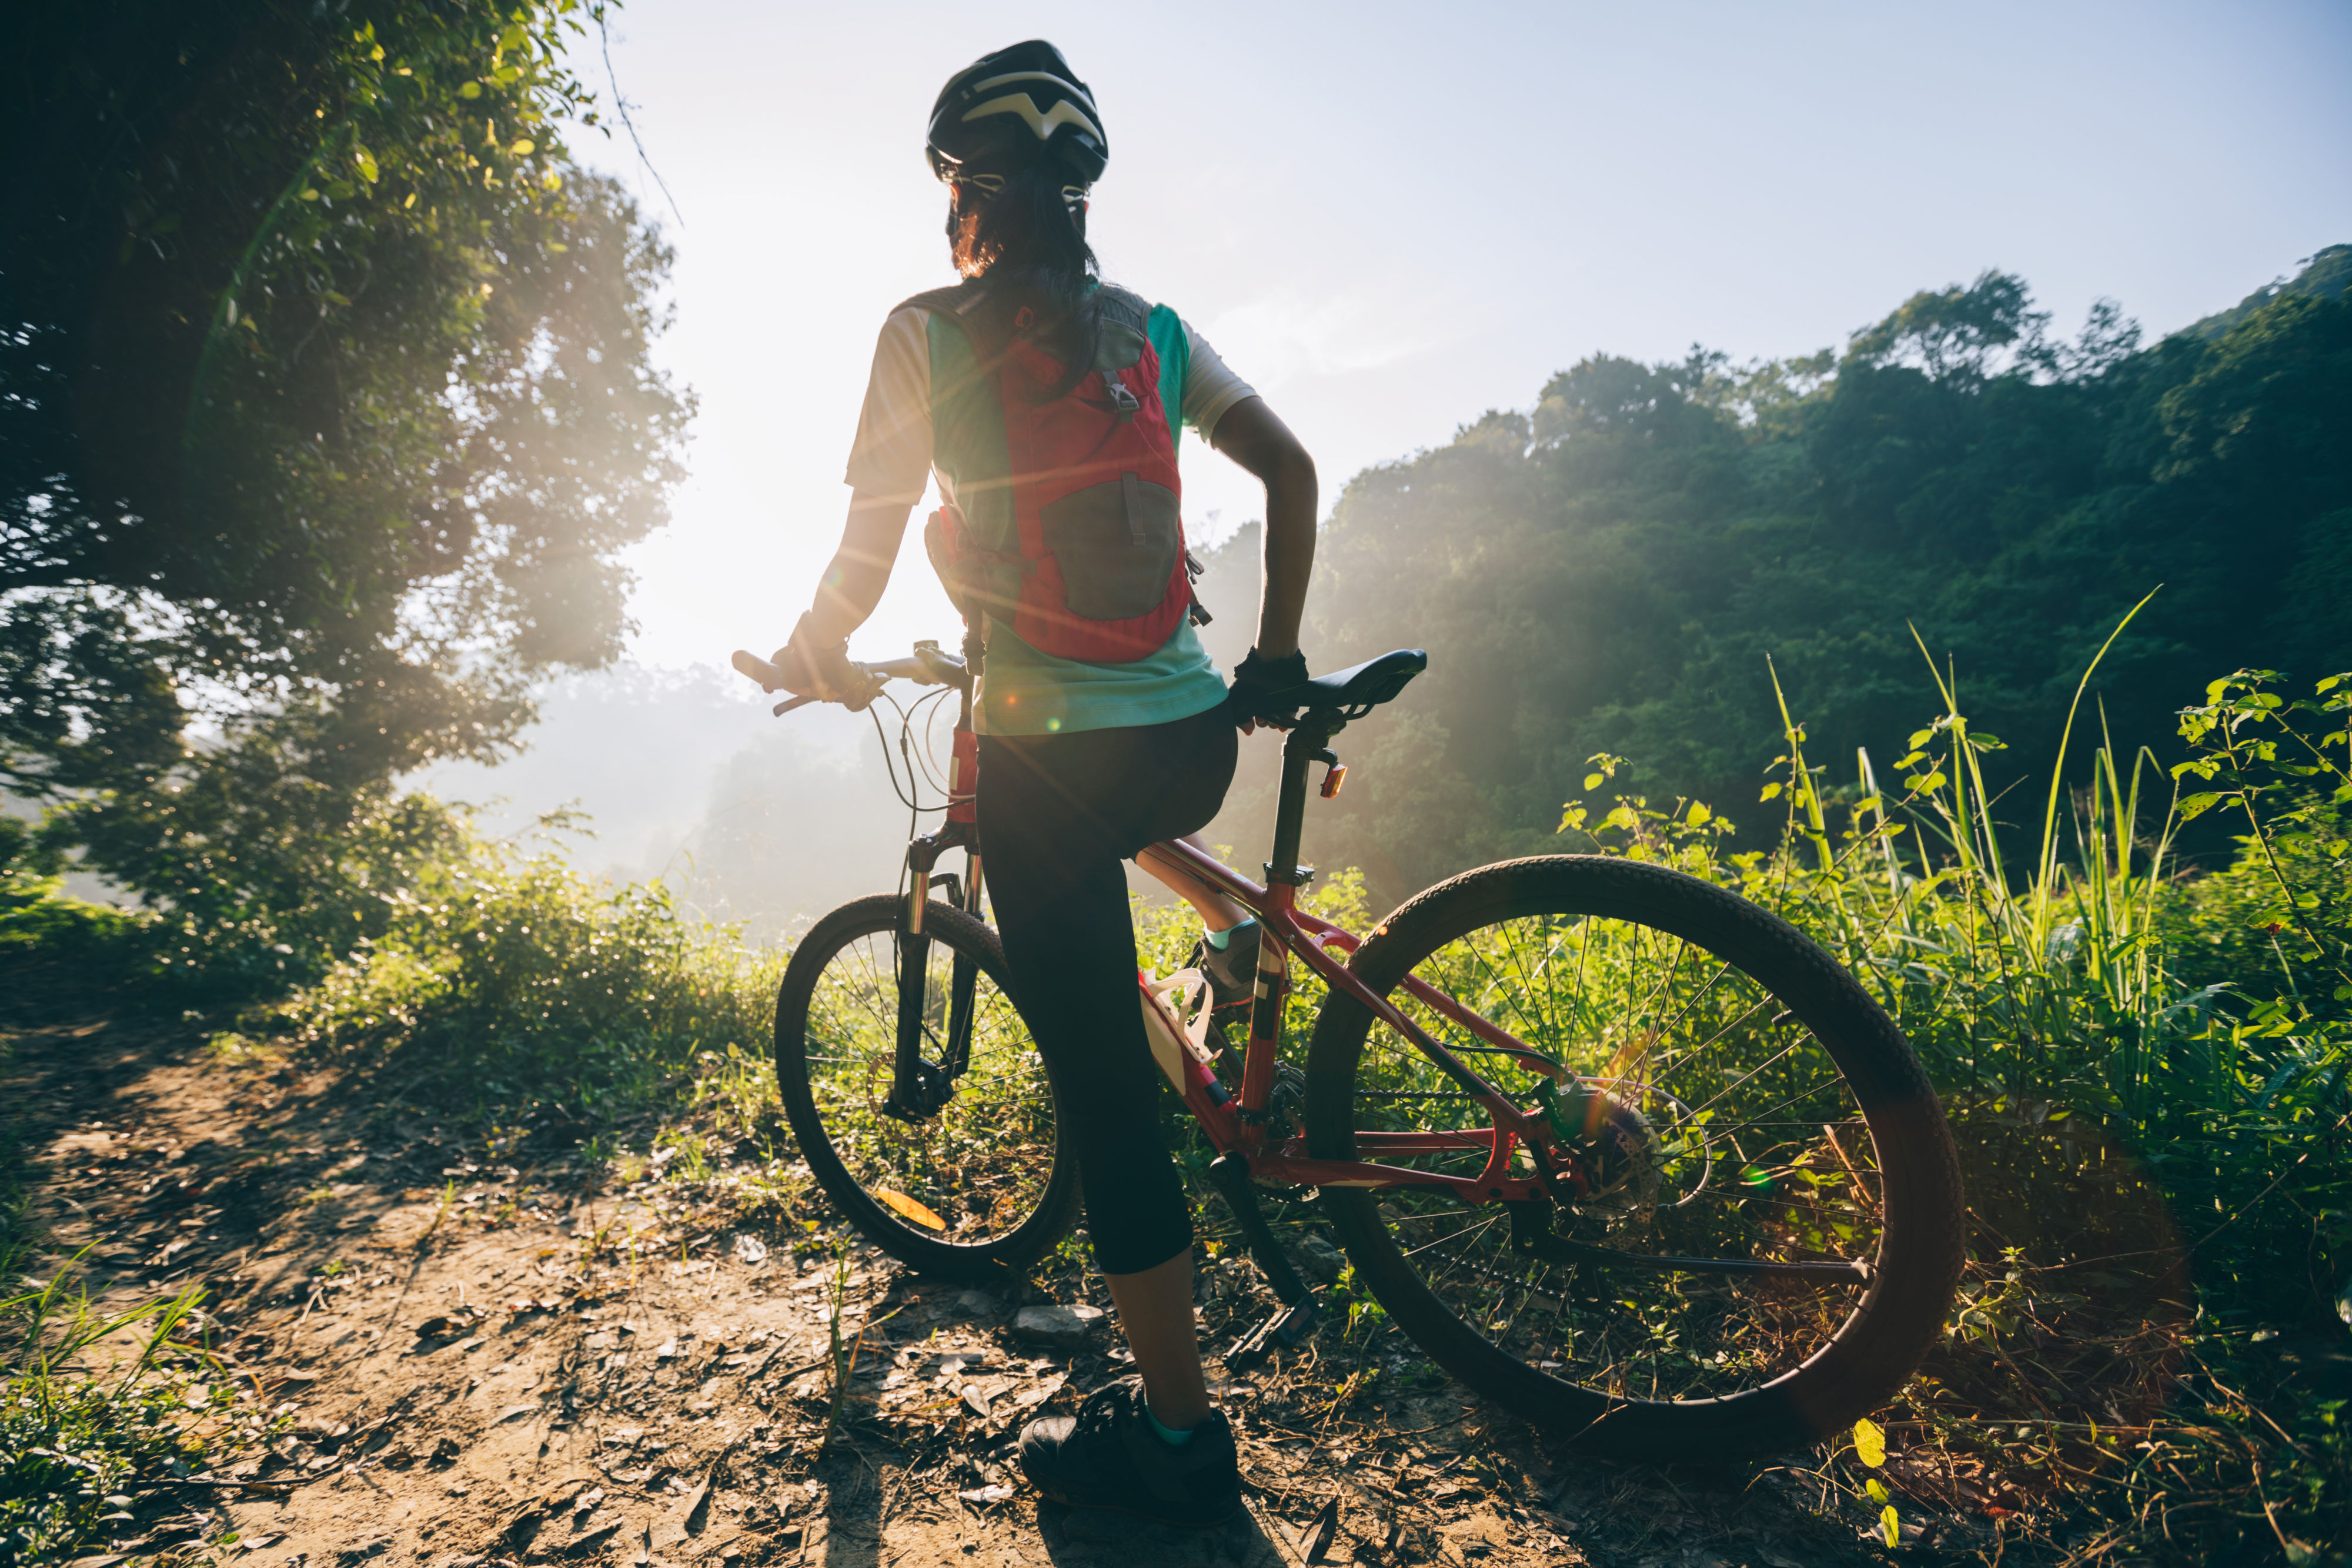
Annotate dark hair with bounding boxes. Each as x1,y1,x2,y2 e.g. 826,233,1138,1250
950,163,1101,399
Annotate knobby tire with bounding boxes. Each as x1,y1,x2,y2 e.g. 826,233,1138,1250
1303,855,1965,1460
774,895,1081,1284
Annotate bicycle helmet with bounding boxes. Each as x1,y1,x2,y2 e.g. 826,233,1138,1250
926,40,1108,188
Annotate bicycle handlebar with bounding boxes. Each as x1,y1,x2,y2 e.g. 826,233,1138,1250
729,644,965,718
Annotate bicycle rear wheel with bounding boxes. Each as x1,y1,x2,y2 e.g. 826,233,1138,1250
1304,855,1963,1460
776,895,1078,1282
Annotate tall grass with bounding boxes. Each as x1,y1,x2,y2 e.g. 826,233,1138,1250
1554,647,2351,1557
1,1252,265,1563
1746,656,2350,1328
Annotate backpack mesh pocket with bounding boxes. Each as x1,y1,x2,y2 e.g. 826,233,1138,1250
1038,473,1181,621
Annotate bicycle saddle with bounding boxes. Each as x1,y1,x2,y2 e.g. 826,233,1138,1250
1293,648,1428,714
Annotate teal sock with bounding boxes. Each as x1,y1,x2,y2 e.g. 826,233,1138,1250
1145,1406,1197,1448
1204,918,1255,952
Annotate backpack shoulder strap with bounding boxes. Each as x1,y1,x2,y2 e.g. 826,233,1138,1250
1094,283,1154,335
893,280,987,319
900,280,1155,326
894,280,1010,364
1088,284,1160,378
900,280,1160,376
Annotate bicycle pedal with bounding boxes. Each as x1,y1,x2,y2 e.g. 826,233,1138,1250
1224,1295,1319,1368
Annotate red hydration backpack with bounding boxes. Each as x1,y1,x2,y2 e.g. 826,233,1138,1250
906,282,1197,663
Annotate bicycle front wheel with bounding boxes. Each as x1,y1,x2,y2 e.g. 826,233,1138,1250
1304,855,1963,1460
776,895,1079,1282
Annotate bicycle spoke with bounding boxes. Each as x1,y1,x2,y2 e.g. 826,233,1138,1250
797,920,1055,1251
1343,897,1892,1408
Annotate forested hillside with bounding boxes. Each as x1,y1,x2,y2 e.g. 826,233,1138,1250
1194,249,2352,897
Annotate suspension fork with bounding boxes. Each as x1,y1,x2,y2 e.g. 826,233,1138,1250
940,653,983,1079
888,646,984,1116
941,890,981,1078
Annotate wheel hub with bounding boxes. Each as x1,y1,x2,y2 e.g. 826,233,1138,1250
1534,1077,1663,1219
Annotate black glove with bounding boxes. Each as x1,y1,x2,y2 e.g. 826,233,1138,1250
1227,647,1311,730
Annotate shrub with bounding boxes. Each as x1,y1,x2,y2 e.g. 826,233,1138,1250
252,817,785,1119
0,1256,265,1564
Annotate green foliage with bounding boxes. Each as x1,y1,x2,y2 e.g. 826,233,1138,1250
248,814,785,1116
0,815,143,961
1553,658,2350,1549
3,0,691,932
2165,830,2352,1016
1630,660,2352,1319
1277,250,2351,896
0,894,143,965
2167,668,2352,1012
0,817,62,917
0,1255,266,1564
68,764,473,998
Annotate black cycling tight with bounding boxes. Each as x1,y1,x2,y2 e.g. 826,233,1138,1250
977,702,1238,1277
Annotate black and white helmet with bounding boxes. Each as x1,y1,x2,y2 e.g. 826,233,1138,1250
926,40,1108,193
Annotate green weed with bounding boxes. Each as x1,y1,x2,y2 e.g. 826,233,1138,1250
1552,646,2352,1556
0,1249,272,1563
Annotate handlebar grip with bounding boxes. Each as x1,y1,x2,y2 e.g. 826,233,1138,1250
731,647,785,692
731,644,894,717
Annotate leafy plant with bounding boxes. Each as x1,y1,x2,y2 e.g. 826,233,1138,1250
1,1251,268,1563
5,1,692,968
2171,668,2352,1009
242,810,786,1118
1545,648,2351,1556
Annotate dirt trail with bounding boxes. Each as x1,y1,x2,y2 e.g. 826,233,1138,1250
2,984,1894,1568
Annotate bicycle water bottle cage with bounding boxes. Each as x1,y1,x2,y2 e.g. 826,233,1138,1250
883,1059,954,1122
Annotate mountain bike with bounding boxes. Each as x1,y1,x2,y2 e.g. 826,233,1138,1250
731,637,1964,1459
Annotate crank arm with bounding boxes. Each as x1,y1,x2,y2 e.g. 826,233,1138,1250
1207,1149,1325,1366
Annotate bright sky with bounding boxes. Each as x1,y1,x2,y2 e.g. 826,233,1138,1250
580,0,2352,673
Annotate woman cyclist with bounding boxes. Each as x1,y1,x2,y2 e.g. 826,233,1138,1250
765,40,1318,1525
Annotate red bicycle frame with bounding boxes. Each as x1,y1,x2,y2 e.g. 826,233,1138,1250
1132,706,1588,1210
842,640,1577,1211
1143,835,1572,1206
743,636,1870,1334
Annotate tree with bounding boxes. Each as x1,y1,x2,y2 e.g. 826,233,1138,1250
1247,254,2352,900
1,0,689,941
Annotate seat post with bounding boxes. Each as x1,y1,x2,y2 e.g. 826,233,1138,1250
1266,717,1331,889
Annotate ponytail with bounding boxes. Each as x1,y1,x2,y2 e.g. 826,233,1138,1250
950,164,1101,400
